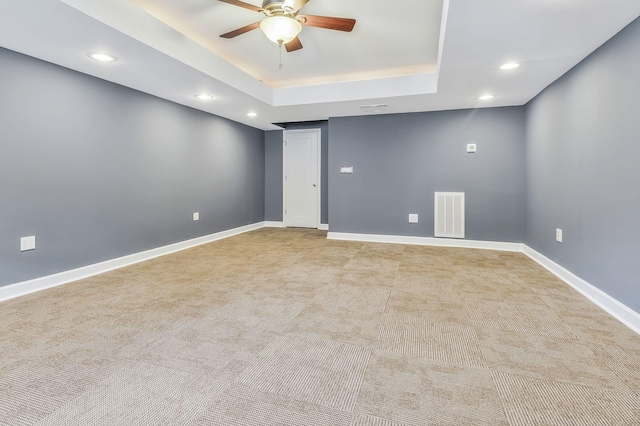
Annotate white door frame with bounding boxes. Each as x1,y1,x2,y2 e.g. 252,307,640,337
283,128,322,229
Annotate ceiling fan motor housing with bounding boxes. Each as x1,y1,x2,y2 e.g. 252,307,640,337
262,0,307,16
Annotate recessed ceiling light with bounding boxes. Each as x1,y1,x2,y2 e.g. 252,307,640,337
360,104,388,112
88,52,117,62
194,94,213,100
500,62,520,70
478,95,494,100
247,112,258,117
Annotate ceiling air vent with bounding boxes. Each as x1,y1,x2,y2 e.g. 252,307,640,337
434,192,465,239
360,104,388,113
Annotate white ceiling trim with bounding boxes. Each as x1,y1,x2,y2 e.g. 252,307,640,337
273,73,439,106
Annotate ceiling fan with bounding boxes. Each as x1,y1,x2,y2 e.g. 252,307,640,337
217,0,356,52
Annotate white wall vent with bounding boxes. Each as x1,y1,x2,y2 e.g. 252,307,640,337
434,192,465,239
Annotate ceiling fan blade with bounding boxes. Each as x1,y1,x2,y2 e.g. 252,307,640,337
282,0,309,13
298,15,356,32
285,36,303,52
220,21,261,38
217,0,264,13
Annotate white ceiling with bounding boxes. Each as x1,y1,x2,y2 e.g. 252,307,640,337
129,0,443,88
0,0,638,131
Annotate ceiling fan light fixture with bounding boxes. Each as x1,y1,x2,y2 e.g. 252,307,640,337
260,15,302,45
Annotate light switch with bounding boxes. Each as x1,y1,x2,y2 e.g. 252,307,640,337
556,228,563,243
193,212,200,221
467,143,477,153
20,236,36,252
340,166,354,174
408,214,419,223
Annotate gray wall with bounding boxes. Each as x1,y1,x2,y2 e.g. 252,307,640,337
525,17,640,311
263,121,329,224
264,130,283,221
0,47,265,287
328,108,526,242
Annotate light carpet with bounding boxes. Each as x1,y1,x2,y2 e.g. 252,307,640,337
1,228,639,425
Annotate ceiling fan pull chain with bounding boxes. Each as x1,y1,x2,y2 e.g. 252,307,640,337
279,42,283,70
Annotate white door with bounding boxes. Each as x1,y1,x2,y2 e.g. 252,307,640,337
284,129,320,228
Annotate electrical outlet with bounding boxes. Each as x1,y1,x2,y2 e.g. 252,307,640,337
193,212,200,221
556,228,563,243
20,236,36,252
408,214,419,223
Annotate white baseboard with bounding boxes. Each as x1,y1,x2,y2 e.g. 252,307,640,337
264,221,285,228
0,222,265,303
318,224,329,231
523,246,640,335
327,232,524,252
